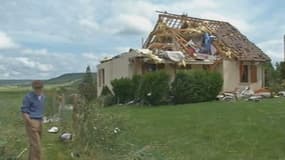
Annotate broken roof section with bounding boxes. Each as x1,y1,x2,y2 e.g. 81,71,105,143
143,11,270,62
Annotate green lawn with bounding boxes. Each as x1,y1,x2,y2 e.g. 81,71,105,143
1,89,285,160
107,99,285,160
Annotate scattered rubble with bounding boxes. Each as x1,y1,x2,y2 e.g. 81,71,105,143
43,116,61,124
247,95,262,102
217,87,273,102
59,132,72,142
216,92,236,101
48,126,59,134
278,91,285,97
255,88,272,98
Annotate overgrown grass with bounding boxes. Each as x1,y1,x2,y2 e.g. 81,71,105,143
0,89,72,160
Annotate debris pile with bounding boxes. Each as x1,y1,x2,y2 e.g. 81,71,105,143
217,87,273,102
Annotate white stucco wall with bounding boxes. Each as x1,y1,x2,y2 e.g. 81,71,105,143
223,60,264,92
97,51,137,96
164,64,176,81
223,60,239,91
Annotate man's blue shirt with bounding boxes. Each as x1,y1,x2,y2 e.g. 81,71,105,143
21,92,45,119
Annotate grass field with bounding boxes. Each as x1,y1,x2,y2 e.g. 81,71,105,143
107,99,285,160
0,90,72,160
1,89,285,159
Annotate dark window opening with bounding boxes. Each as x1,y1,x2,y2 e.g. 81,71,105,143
143,63,165,73
99,69,105,87
240,65,249,83
251,65,257,83
240,64,258,83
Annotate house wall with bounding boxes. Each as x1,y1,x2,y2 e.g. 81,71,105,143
222,60,264,92
97,52,137,96
247,62,263,90
97,54,265,96
191,64,203,70
222,60,239,91
164,64,176,81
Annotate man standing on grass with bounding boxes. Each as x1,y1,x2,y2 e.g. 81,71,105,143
21,80,45,160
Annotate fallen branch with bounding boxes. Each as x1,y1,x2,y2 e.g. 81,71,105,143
16,147,27,159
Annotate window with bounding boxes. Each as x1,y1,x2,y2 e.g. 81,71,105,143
250,65,257,83
240,64,249,83
102,69,105,85
98,69,105,87
143,63,164,73
240,64,258,83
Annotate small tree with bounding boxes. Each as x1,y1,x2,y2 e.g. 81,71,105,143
264,62,285,92
78,66,97,102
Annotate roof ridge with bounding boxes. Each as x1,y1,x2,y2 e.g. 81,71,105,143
156,11,229,24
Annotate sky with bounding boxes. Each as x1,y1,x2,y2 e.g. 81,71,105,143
0,0,284,79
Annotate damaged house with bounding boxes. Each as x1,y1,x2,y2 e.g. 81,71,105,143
97,12,270,96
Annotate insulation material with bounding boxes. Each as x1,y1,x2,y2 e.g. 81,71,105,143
163,51,185,62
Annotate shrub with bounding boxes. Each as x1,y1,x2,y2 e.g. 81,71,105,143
111,78,135,103
172,70,223,104
74,100,124,152
110,72,170,106
140,71,170,105
132,74,143,100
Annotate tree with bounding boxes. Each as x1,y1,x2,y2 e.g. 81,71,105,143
280,62,285,80
78,66,97,102
264,62,279,87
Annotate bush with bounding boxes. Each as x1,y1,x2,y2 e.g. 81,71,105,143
111,78,135,103
140,71,170,105
132,75,143,100
74,100,124,153
110,72,170,106
172,70,223,104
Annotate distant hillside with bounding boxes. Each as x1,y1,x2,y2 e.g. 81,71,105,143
0,73,97,86
45,73,85,85
0,80,32,86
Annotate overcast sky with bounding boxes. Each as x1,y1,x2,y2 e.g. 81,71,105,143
0,0,284,79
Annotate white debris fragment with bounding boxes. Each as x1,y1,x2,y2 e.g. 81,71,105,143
114,127,120,134
278,91,285,97
48,126,59,133
60,132,72,142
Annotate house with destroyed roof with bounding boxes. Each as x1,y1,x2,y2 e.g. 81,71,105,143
97,12,270,96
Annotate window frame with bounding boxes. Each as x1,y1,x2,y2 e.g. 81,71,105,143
239,63,258,83
240,64,249,83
